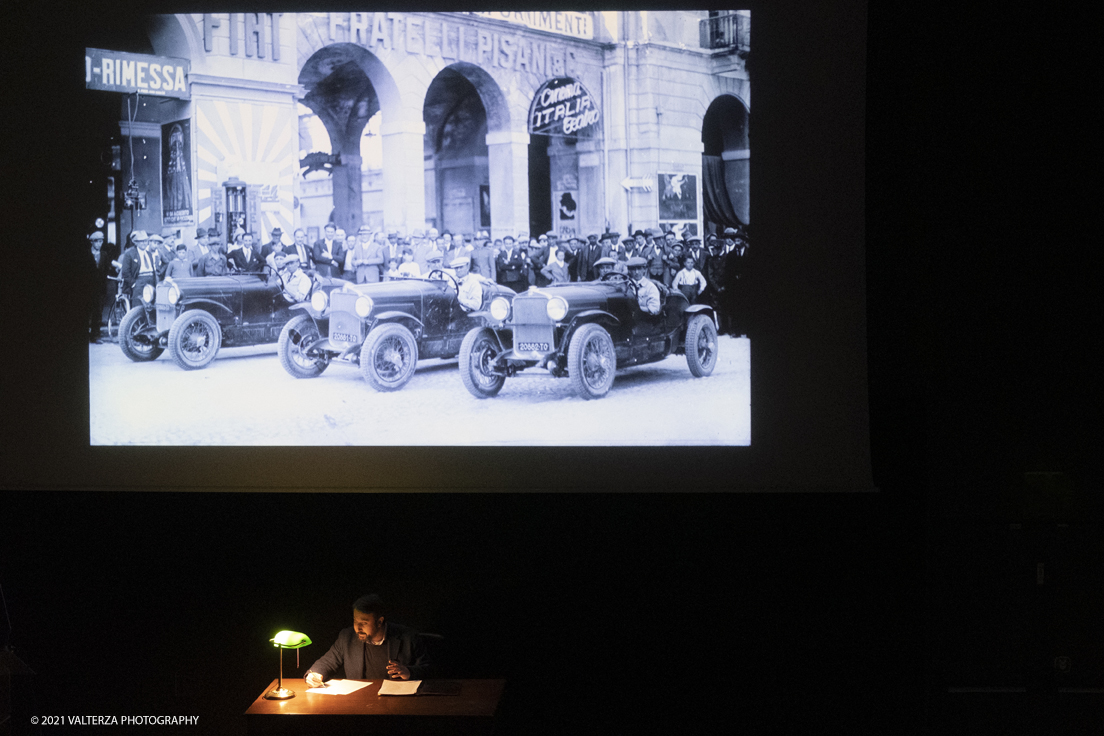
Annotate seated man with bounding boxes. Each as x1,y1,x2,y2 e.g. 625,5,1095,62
452,256,486,311
276,254,312,303
304,594,431,685
626,256,662,315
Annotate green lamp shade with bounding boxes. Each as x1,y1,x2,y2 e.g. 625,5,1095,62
271,631,311,649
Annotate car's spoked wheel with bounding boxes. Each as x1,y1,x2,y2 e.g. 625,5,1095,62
168,310,222,370
278,314,329,378
118,306,164,362
685,314,718,377
568,323,615,400
459,328,506,398
360,323,419,391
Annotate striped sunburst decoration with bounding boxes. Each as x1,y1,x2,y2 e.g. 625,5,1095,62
194,99,297,240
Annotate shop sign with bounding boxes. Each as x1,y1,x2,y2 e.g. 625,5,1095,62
529,77,600,137
85,48,190,99
473,11,594,40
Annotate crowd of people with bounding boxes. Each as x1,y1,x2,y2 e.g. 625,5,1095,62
85,220,752,343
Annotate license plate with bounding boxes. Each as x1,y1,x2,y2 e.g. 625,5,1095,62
332,331,358,343
517,342,549,352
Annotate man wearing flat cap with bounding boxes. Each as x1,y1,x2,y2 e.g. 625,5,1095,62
85,230,110,343
451,256,489,311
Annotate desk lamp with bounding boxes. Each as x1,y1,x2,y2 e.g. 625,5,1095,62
264,630,312,700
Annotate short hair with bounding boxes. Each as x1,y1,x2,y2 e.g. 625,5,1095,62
353,594,385,618
402,247,413,256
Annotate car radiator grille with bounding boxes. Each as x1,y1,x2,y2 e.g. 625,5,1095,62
328,292,364,348
155,285,176,333
512,296,555,354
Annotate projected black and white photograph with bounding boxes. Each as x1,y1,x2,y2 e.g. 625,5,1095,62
84,10,752,446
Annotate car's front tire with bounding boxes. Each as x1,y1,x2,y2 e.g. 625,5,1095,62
118,306,164,362
685,314,718,377
568,323,616,400
167,309,222,370
360,322,419,391
278,314,329,379
459,328,506,398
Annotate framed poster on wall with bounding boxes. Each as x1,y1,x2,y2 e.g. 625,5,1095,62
658,173,698,222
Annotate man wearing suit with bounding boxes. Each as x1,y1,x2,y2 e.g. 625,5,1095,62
495,235,527,291
469,231,497,281
305,594,431,685
312,224,343,277
261,227,284,261
119,230,159,303
228,232,264,272
290,228,313,271
576,232,605,282
187,227,212,276
86,230,110,342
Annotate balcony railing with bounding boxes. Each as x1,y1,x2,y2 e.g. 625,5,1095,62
700,12,750,52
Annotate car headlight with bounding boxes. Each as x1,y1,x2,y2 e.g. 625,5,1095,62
168,284,180,305
311,290,328,312
546,296,568,321
489,296,511,322
355,295,373,318
142,285,154,303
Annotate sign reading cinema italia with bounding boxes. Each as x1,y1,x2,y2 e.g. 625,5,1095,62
529,77,600,137
85,48,190,99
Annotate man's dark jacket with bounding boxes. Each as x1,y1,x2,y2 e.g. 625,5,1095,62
305,622,431,680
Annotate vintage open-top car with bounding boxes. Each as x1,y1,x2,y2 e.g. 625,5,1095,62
458,273,719,400
118,268,347,370
276,270,516,391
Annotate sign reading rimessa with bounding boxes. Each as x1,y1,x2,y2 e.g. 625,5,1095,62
85,48,190,99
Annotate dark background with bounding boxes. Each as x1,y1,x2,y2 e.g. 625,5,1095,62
1,0,1098,734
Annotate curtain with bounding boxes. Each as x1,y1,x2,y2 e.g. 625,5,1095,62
702,155,744,233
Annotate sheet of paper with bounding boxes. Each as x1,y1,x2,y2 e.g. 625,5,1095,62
306,679,371,695
378,679,421,695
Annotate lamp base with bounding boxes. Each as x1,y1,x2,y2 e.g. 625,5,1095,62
263,687,295,700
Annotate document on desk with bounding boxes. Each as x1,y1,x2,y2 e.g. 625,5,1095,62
306,679,371,695
378,679,421,695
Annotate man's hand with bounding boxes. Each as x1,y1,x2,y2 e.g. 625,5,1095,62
305,672,325,688
386,660,411,680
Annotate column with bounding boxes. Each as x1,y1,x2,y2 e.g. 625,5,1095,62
380,119,427,235
485,130,530,240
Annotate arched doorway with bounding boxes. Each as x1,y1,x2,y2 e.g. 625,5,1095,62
298,43,409,236
701,94,750,234
421,62,513,238
423,68,489,236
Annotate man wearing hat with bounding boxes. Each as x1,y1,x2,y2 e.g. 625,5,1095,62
451,256,488,311
187,227,211,276
85,230,110,342
626,256,662,315
146,233,172,278
277,253,312,303
722,225,751,337
592,256,618,280
576,232,604,282
203,231,228,276
469,231,497,282
349,226,383,283
262,227,284,259
495,234,526,291
119,230,159,303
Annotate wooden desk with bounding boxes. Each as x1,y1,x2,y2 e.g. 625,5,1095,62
244,679,505,735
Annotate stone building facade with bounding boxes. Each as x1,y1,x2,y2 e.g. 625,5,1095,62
103,11,749,247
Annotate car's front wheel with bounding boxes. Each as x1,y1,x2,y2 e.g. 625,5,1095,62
685,314,718,377
278,314,329,379
167,309,222,370
360,322,419,391
118,306,164,362
459,328,506,398
568,323,616,400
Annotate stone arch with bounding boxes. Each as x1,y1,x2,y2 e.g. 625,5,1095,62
148,15,204,70
701,93,750,229
298,43,422,234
